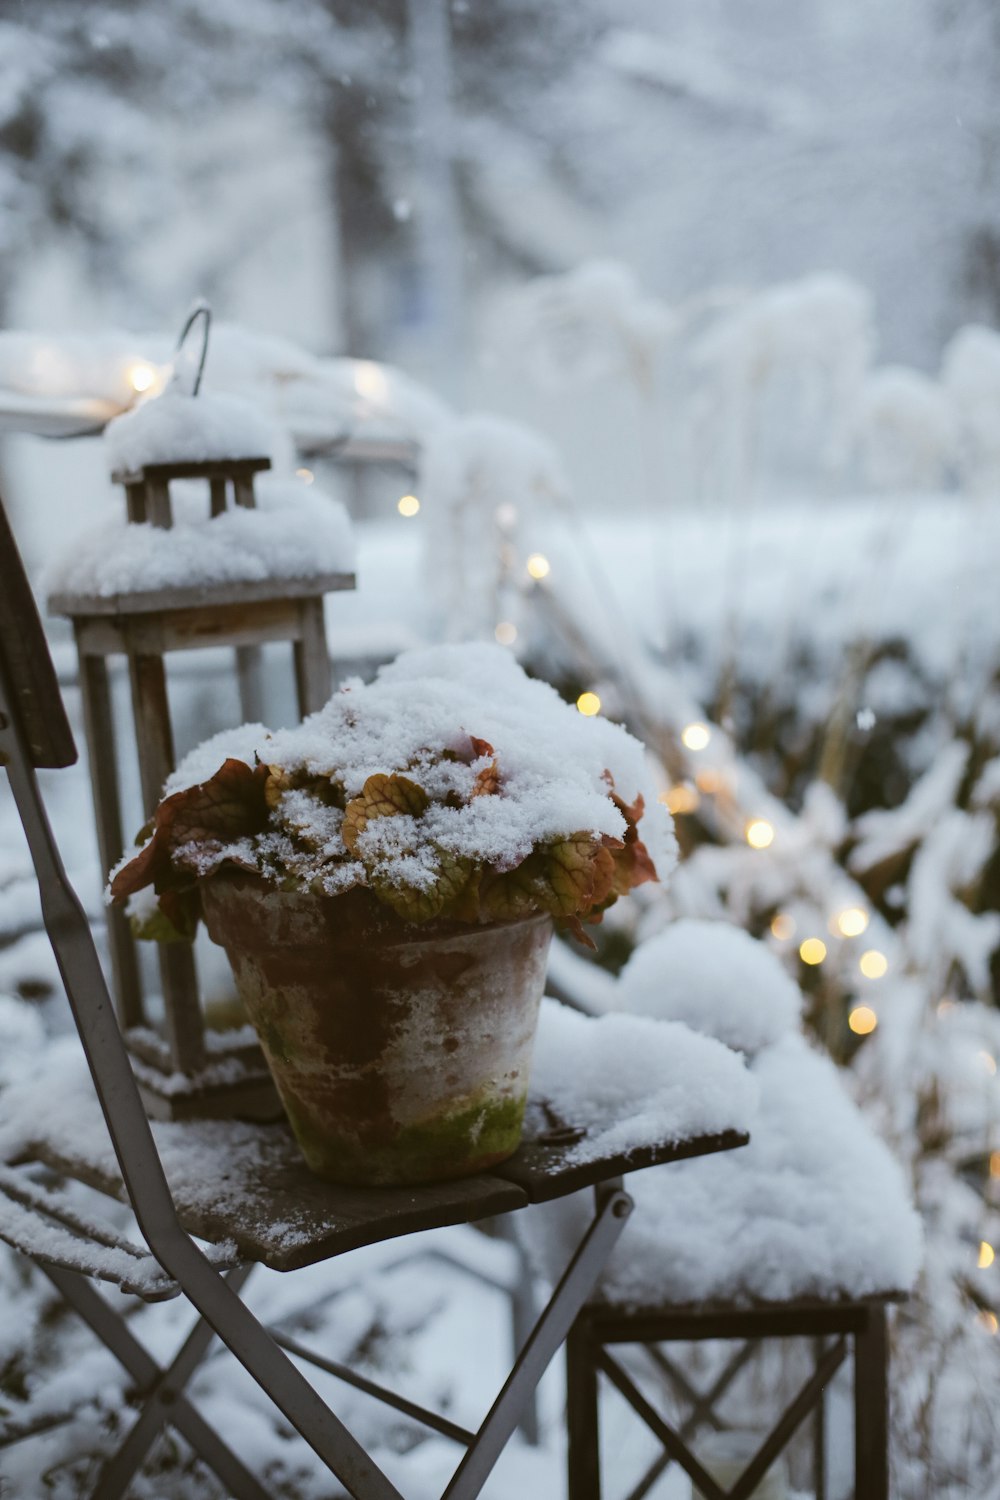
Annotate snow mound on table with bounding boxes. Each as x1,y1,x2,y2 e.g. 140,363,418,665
523,1033,921,1306
620,919,801,1055
104,388,275,471
530,1000,756,1162
44,475,354,598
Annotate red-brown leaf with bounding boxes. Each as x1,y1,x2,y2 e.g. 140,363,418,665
471,759,501,798
109,758,269,904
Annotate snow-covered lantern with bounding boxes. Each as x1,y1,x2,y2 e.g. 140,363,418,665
47,307,356,1120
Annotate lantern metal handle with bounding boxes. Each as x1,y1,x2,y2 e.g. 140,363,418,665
172,301,211,398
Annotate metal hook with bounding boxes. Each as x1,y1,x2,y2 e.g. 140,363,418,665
172,301,211,398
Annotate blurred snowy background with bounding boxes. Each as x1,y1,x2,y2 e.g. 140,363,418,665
1,0,1000,1495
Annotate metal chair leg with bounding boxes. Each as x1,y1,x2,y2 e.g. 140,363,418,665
440,1183,633,1500
41,1264,269,1500
508,1222,542,1445
854,1304,888,1500
813,1336,827,1500
92,1264,257,1500
566,1317,601,1500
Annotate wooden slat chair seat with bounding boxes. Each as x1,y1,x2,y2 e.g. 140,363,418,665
0,1160,182,1300
0,493,751,1500
0,1045,745,1277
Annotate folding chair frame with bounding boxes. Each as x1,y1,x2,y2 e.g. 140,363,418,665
0,487,655,1499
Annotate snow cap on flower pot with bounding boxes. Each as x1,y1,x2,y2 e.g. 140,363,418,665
109,643,677,1185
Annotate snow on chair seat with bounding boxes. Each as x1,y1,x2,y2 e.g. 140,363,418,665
0,1004,753,1274
533,922,921,1309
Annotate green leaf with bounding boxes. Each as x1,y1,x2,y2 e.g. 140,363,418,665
547,834,616,914
372,846,473,925
480,834,617,923
130,888,200,944
342,773,429,854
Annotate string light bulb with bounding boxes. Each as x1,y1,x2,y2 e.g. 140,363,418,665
991,1150,1000,1180
979,1241,995,1270
835,907,869,938
771,913,795,941
494,621,517,646
859,950,889,980
977,1310,999,1335
661,784,700,815
397,494,420,517
681,722,711,752
745,818,775,850
127,361,161,397
849,1005,878,1036
353,360,388,401
799,937,827,966
526,553,550,580
576,691,601,717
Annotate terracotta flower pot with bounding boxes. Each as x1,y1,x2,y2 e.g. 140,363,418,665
200,876,553,1187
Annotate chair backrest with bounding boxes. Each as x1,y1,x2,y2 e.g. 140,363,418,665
0,497,76,769
0,492,189,1262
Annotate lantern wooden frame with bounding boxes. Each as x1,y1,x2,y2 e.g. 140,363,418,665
49,454,355,1120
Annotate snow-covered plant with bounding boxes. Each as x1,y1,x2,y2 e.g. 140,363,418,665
512,259,675,389
109,643,673,944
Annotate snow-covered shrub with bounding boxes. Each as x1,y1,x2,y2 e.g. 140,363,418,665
942,324,1000,496
855,365,957,492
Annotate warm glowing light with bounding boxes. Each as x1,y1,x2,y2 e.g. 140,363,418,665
661,784,701,816
849,1005,878,1036
681,722,711,752
526,553,551,580
577,691,602,717
494,621,517,646
799,937,827,966
835,906,869,938
746,818,775,850
980,1051,998,1076
397,494,420,517
991,1150,1000,1180
295,467,314,484
128,361,158,394
977,1309,999,1334
979,1241,995,1270
353,360,388,401
771,912,795,941
859,949,889,980
937,998,956,1018
695,769,723,794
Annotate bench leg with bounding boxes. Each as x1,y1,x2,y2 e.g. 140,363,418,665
854,1304,888,1500
813,1336,827,1500
566,1318,601,1500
